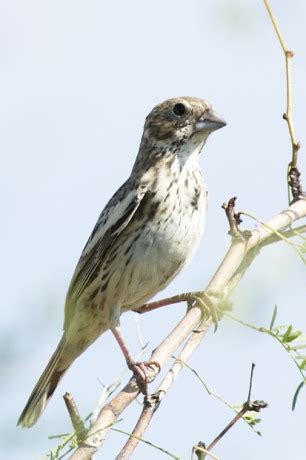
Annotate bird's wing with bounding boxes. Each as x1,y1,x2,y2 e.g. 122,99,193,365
65,179,148,307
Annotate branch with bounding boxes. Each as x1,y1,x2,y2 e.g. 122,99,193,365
111,200,306,459
221,197,243,239
205,399,268,454
259,223,306,247
117,316,211,459
63,393,86,443
69,306,204,460
69,197,306,460
67,5,306,457
263,0,303,202
204,364,268,454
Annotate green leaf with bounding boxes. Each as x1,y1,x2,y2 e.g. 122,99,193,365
243,415,262,426
286,330,302,343
292,381,305,411
299,359,306,371
282,325,293,342
269,305,278,330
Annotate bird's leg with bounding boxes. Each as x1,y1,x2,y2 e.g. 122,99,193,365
134,293,197,314
135,291,232,332
111,326,160,397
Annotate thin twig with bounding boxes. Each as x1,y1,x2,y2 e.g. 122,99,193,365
90,380,121,425
111,426,180,459
223,310,306,398
259,223,306,247
68,199,306,460
193,442,218,460
240,210,306,263
42,4,305,460
205,400,268,454
116,392,161,460
116,317,211,460
247,363,256,402
112,200,306,459
63,393,86,443
221,197,249,240
205,364,267,453
69,306,205,460
263,0,302,201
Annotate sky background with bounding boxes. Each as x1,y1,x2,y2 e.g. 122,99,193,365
1,0,306,459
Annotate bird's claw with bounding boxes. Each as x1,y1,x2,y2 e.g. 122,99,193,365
127,359,161,397
190,291,223,332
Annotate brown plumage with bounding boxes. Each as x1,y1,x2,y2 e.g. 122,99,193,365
18,97,226,427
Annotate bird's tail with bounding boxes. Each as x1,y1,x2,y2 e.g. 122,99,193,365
17,337,69,428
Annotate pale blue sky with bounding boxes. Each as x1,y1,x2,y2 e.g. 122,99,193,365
1,1,306,459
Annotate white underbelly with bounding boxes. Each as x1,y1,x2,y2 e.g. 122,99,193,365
120,202,206,309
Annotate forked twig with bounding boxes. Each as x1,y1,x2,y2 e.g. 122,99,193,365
69,198,306,460
263,0,303,202
205,364,267,453
65,4,306,458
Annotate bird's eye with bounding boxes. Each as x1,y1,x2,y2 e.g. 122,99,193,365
173,103,186,117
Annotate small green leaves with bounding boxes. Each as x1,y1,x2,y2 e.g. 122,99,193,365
46,431,78,459
275,324,302,343
225,306,306,411
269,305,278,330
282,324,293,342
266,323,306,409
176,359,265,437
292,381,305,411
242,412,263,435
228,404,263,436
298,358,306,370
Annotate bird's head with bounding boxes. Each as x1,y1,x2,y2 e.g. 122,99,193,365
142,96,226,143
133,97,226,174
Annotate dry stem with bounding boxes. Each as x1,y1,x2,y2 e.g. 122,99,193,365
204,364,268,454
65,5,306,458
63,393,86,443
263,0,302,198
69,198,306,460
110,201,306,459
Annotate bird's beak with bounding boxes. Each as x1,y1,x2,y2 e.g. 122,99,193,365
195,109,227,132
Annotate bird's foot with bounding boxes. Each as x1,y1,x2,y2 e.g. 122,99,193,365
111,326,161,396
127,359,161,397
188,290,232,332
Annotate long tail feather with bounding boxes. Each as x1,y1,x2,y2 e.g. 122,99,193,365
17,337,69,428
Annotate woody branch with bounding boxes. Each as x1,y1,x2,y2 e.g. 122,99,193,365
69,196,306,460
68,2,305,458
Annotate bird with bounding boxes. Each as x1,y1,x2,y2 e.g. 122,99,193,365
18,96,226,428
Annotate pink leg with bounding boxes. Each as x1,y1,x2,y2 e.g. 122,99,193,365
134,291,219,331
134,292,197,314
111,325,160,396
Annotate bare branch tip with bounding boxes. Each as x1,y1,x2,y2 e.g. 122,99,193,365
296,141,302,150
222,196,247,239
286,50,294,58
63,392,87,443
